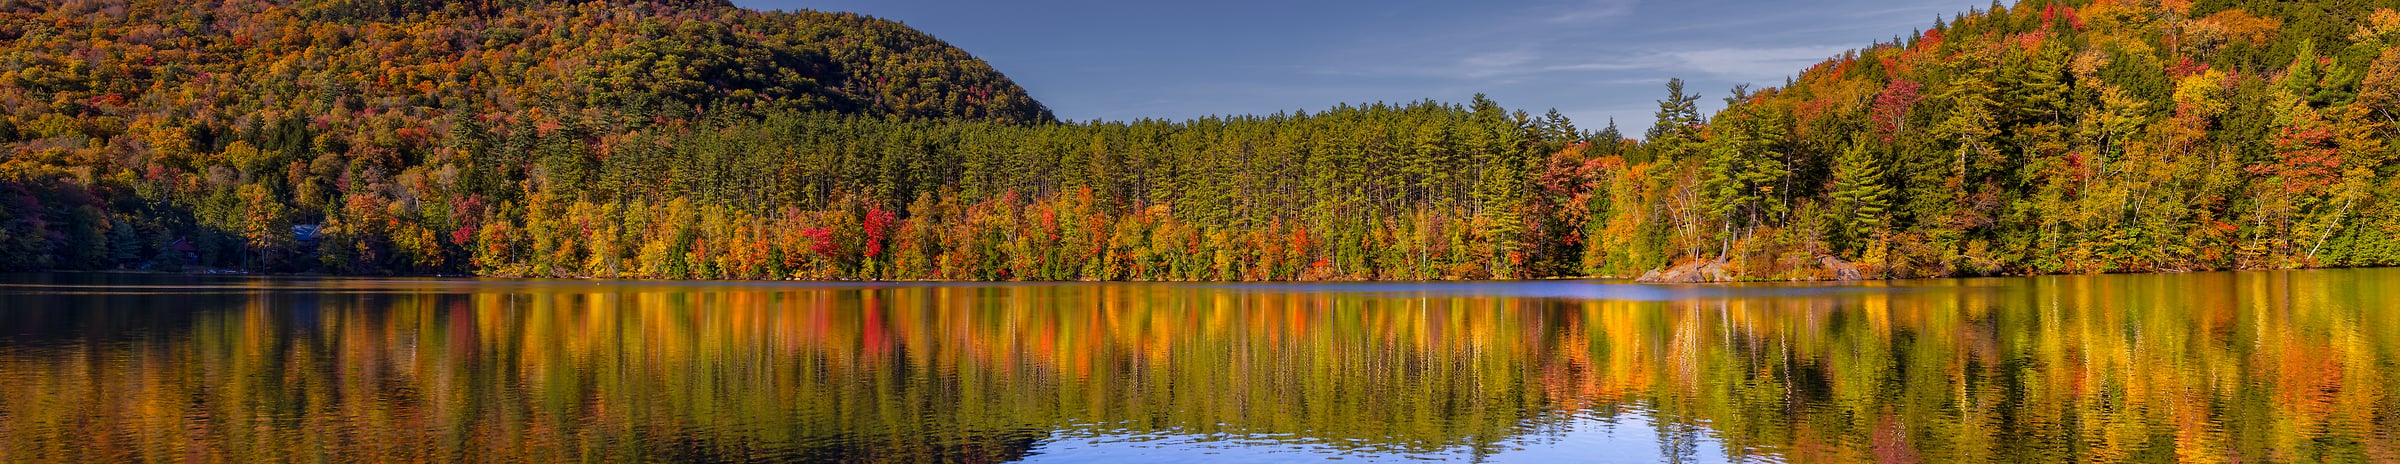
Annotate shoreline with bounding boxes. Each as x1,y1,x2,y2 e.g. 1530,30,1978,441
24,266,2388,286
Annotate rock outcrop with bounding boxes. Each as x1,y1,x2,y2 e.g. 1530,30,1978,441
1819,256,1865,281
1636,257,1734,283
1636,255,1868,283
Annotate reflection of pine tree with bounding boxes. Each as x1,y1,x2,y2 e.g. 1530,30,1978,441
1655,414,1703,463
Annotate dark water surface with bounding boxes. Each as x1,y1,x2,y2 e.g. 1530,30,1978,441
0,270,2394,463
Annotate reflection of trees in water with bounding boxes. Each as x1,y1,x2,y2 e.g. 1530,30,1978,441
1656,418,1706,463
0,270,2394,462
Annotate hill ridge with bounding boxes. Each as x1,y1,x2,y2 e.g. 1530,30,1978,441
3,0,2397,281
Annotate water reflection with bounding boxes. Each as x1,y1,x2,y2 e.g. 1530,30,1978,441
0,270,2393,463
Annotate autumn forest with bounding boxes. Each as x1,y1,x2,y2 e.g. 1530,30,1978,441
5,0,2400,281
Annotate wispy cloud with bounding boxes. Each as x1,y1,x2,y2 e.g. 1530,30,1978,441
1459,49,1542,78
1285,0,1986,133
1577,76,1681,86
1844,3,1969,19
1539,61,1664,73
882,0,1993,131
1543,0,1640,23
1660,45,1856,82
1367,44,1848,85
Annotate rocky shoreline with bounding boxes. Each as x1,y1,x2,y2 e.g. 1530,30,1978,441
1636,255,1866,283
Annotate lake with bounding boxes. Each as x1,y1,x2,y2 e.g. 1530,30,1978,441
0,270,2393,463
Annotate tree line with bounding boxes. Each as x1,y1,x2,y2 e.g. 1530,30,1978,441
4,0,2399,280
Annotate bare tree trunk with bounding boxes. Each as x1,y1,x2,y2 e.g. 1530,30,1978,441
2306,194,2356,264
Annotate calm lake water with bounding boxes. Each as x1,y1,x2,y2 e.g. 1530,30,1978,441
0,270,2394,463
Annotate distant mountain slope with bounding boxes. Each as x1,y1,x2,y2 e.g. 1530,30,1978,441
0,0,1052,124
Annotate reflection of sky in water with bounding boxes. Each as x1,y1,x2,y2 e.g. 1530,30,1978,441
1029,414,1742,463
1209,279,1988,302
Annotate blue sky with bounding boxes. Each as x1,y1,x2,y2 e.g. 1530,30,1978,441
730,0,1994,134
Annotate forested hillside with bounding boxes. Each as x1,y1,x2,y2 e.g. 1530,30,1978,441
1594,0,2400,279
0,0,1054,274
3,0,2398,281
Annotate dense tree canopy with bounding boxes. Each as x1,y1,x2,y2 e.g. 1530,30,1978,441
4,0,2398,281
